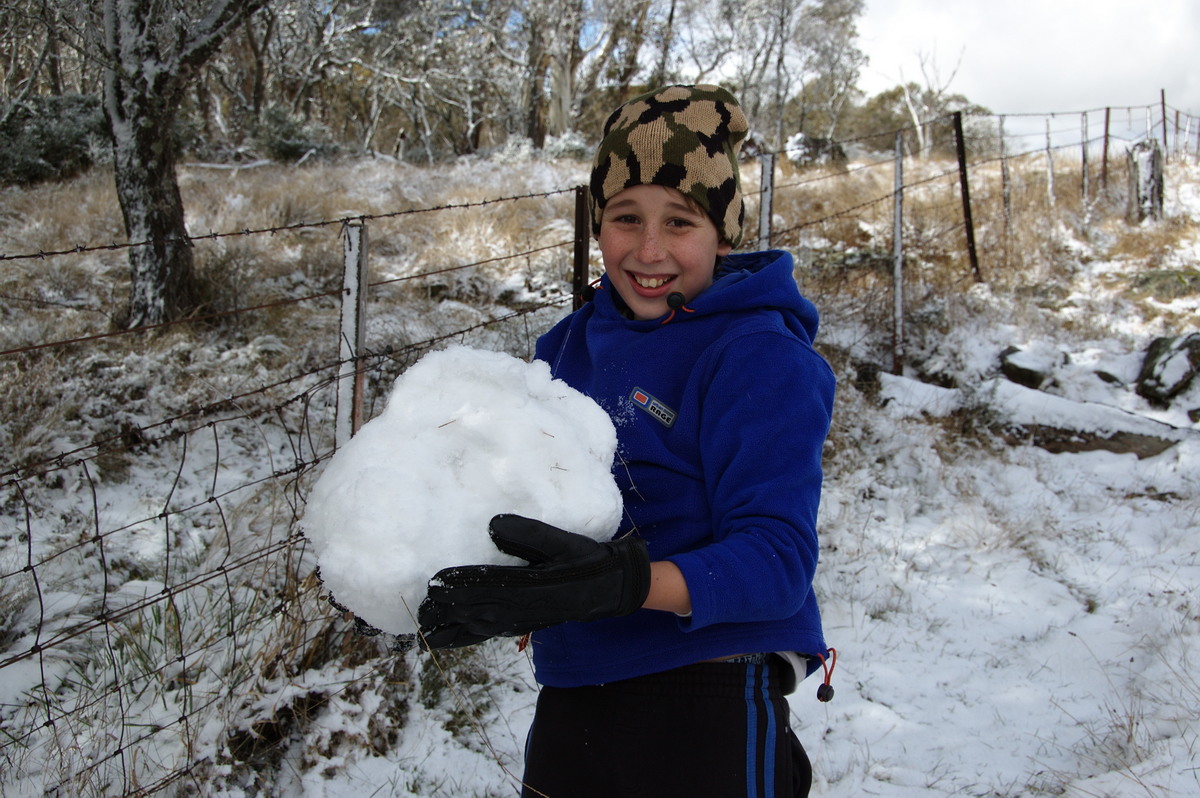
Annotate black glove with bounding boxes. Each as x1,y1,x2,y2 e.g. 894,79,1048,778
417,514,651,650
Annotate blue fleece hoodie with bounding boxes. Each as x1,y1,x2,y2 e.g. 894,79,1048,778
532,249,836,688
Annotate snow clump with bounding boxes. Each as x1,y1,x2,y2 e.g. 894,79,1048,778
303,345,623,636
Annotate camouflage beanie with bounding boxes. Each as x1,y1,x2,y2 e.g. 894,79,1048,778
590,84,748,248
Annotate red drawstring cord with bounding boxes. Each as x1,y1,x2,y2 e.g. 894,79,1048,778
815,648,837,702
581,281,694,324
660,304,695,325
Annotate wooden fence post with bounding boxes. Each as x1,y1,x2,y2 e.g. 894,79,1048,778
1127,139,1164,223
952,112,982,282
336,220,368,448
999,115,1011,270
1161,89,1169,155
892,132,905,375
758,152,775,252
573,185,589,310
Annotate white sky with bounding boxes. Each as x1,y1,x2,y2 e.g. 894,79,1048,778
857,0,1200,118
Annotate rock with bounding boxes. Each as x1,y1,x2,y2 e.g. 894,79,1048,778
982,378,1184,460
999,424,1178,459
1137,333,1200,403
999,346,1049,389
785,132,848,167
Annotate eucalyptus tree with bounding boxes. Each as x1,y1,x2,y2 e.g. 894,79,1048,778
788,0,866,140
39,0,269,327
676,0,865,148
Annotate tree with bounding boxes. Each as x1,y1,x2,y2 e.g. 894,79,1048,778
841,45,994,159
787,0,866,139
83,0,269,327
676,0,865,148
899,47,963,159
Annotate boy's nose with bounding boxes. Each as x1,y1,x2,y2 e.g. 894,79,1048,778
636,228,666,262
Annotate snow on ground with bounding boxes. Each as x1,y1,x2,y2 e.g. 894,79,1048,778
1,157,1198,797
808,387,1199,796
286,168,1200,796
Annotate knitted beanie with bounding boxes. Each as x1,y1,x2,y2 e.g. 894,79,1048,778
590,84,749,248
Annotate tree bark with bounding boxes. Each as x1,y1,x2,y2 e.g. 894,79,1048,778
104,74,198,328
99,0,268,328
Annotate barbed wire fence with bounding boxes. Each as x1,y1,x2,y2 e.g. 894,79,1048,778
1,98,1195,795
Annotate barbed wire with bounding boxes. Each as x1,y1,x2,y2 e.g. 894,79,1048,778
3,106,1186,274
0,239,576,362
0,187,575,265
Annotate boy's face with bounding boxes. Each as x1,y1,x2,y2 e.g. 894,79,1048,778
598,185,733,321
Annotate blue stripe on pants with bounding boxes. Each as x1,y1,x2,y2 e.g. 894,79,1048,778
761,662,777,796
745,662,779,796
744,665,758,796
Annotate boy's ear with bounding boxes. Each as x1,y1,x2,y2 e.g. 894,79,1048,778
717,240,734,257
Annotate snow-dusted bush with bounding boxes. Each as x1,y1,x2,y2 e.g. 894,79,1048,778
0,95,107,186
253,105,343,164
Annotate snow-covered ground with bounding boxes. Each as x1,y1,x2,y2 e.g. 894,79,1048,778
1,155,1198,797
243,162,1200,797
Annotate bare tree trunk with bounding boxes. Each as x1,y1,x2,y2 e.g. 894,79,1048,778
97,0,268,327
105,76,198,327
101,0,195,327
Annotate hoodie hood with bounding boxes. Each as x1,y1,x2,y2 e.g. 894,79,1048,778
530,245,835,688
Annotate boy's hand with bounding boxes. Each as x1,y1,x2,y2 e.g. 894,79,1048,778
417,514,651,650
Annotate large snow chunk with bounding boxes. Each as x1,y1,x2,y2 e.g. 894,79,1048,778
303,345,623,636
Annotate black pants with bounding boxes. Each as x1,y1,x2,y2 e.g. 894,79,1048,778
521,658,812,797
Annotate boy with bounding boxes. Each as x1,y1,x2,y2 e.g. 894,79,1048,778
419,84,836,797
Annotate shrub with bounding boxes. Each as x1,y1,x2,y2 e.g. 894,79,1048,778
253,105,341,163
0,94,107,186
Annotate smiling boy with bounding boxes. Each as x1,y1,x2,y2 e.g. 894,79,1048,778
420,84,836,797
598,183,733,321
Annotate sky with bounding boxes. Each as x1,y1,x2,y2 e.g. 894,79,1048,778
856,0,1200,118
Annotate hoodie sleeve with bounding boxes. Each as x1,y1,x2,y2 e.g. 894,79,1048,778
667,323,835,629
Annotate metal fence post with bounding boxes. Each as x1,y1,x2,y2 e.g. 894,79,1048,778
1044,117,1057,210
1102,107,1111,191
952,112,982,282
999,115,1011,270
336,220,368,448
1081,112,1089,205
758,152,775,252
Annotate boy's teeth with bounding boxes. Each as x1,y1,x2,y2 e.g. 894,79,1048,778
635,275,668,288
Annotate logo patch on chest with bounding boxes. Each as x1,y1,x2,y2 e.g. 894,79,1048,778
629,387,677,428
